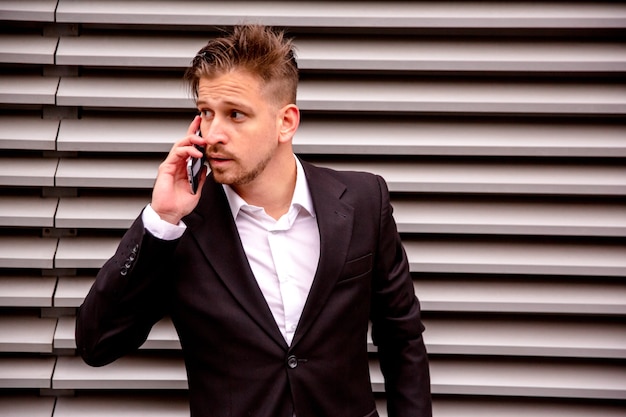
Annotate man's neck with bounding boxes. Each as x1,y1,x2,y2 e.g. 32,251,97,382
232,154,297,220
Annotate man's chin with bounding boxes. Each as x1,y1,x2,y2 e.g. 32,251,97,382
211,170,240,186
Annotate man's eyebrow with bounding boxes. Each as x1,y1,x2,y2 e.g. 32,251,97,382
196,98,252,111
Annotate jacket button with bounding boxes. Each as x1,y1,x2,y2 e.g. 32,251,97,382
287,355,298,369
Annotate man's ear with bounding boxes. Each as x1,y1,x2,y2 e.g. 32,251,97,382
278,104,300,143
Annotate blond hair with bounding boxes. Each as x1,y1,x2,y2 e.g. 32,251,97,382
184,25,298,106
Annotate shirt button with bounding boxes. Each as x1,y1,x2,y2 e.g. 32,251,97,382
287,355,298,369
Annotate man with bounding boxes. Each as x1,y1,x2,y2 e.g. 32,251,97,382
76,25,431,417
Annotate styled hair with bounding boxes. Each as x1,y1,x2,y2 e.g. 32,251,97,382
184,25,299,106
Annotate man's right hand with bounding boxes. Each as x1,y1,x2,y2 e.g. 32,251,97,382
150,116,207,224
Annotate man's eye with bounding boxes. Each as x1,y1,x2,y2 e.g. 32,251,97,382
231,111,245,120
199,110,213,119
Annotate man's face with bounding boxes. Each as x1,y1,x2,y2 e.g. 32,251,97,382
196,70,282,187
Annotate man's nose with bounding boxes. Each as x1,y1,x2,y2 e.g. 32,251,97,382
202,118,228,146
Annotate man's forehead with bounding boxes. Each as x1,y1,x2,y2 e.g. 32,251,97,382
195,71,280,108
197,73,260,98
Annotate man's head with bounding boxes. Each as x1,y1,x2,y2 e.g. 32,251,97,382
184,25,299,108
184,25,301,195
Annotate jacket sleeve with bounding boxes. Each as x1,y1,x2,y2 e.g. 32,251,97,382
370,175,432,417
75,214,179,367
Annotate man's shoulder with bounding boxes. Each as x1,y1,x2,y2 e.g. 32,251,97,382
301,159,379,185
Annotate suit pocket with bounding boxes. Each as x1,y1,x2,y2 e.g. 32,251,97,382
338,253,373,283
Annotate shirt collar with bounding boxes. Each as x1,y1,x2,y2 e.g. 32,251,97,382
222,155,316,220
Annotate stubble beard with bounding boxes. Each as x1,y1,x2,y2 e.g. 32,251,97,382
210,150,274,187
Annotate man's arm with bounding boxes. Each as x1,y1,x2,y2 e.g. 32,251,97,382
370,175,432,417
76,116,207,366
75,215,180,366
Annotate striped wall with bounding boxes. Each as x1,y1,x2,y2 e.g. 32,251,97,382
1,1,625,416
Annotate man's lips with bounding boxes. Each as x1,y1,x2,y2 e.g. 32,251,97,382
208,155,233,165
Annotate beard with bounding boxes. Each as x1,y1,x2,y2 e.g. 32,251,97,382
209,146,274,187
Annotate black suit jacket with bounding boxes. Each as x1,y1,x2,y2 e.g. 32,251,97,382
76,160,431,417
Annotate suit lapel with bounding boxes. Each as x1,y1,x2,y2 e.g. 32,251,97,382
290,161,355,349
183,164,356,351
184,175,288,350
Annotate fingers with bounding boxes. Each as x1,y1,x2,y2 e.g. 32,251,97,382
187,115,202,136
185,116,205,151
150,118,207,221
165,118,204,160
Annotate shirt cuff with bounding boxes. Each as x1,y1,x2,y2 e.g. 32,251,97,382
142,204,187,240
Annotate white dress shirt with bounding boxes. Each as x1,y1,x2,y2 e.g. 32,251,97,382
142,156,320,346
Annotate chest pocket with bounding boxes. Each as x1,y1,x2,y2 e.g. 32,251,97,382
338,253,373,283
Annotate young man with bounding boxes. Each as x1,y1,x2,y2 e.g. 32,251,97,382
77,25,432,417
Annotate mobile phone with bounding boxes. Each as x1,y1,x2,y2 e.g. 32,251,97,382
186,130,206,194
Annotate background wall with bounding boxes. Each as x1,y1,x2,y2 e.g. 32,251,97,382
0,1,625,416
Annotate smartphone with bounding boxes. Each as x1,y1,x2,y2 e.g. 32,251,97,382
186,130,206,194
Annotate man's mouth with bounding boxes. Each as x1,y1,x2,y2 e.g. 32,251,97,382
208,155,232,166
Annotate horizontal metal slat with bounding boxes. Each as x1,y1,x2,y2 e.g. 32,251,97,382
57,116,626,158
54,276,95,308
54,1,626,29
415,278,626,315
53,355,626,399
0,357,56,389
0,237,58,269
132,318,181,351
0,34,58,65
432,398,626,417
51,237,626,276
55,158,159,189
0,115,59,151
54,394,189,417
53,157,626,195
0,316,57,353
297,79,626,115
55,314,626,359
295,120,626,158
392,199,626,237
54,237,120,269
55,76,626,115
423,317,626,359
53,355,187,390
56,76,192,109
57,117,186,153
0,157,58,187
49,394,626,417
0,196,58,227
55,316,181,351
56,35,204,68
427,358,626,400
56,272,626,317
295,38,626,73
53,195,626,237
0,0,58,22
0,395,55,417
55,35,626,73
405,240,626,276
0,76,59,105
56,196,147,229
0,276,57,307
316,160,626,196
